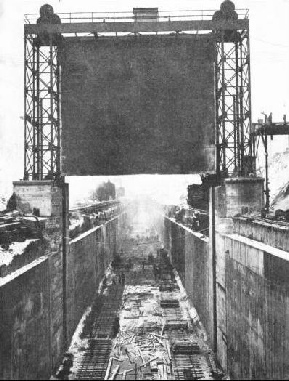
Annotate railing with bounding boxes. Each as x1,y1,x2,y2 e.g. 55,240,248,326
24,9,249,24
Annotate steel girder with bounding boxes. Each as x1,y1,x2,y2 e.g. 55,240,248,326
215,30,252,178
24,34,60,180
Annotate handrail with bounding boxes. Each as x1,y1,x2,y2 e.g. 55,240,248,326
24,9,249,24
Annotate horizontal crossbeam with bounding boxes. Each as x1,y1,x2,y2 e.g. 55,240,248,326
251,123,289,136
24,19,249,35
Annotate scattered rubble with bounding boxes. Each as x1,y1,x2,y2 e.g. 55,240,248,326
69,203,122,240
57,226,225,380
0,209,47,277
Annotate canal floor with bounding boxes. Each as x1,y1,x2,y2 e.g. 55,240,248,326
54,234,224,380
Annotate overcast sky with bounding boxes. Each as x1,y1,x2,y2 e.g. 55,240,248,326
0,0,288,201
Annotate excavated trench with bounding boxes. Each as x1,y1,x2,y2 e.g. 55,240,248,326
54,232,224,381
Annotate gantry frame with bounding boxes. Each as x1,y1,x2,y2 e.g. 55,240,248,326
215,29,252,178
24,11,250,180
24,33,60,180
251,119,289,210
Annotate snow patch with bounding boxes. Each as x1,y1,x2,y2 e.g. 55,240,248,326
0,256,47,286
67,306,92,379
0,239,38,267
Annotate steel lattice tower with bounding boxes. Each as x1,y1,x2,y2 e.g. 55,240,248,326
24,33,60,180
215,29,252,178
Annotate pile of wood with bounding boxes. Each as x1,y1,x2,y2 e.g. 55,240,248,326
0,213,44,249
171,341,201,355
160,299,180,309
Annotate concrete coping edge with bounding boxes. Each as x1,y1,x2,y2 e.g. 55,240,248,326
13,180,54,186
224,177,264,184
